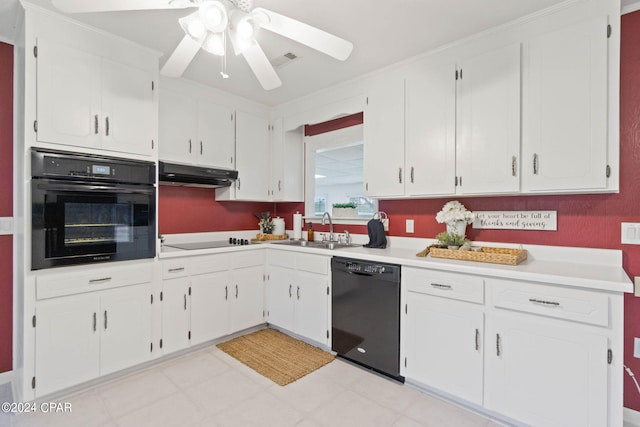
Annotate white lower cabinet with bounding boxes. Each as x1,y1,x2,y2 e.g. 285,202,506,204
35,280,151,397
402,267,620,427
267,250,330,346
160,251,265,355
484,312,608,427
403,267,484,405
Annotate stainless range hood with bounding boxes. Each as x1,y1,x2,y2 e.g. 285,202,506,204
158,161,238,188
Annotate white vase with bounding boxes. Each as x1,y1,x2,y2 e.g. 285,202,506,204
446,221,467,236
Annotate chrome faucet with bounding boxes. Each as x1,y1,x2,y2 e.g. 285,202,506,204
321,212,335,242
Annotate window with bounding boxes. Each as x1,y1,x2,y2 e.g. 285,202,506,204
304,124,376,220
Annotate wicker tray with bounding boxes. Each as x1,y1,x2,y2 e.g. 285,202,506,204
429,246,527,265
253,233,289,242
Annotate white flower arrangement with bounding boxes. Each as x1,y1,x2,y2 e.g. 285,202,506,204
435,201,475,225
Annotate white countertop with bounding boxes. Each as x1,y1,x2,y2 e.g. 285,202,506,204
159,232,633,294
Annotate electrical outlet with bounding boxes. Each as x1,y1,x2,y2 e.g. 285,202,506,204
622,223,640,244
0,217,12,235
406,219,414,233
635,277,640,297
634,337,640,358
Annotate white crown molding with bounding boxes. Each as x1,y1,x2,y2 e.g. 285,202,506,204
622,0,640,14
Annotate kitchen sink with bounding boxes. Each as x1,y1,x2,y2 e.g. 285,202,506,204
274,240,361,250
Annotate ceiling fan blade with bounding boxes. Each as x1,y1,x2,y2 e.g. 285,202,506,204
160,35,201,77
253,7,353,61
51,0,193,13
242,43,282,90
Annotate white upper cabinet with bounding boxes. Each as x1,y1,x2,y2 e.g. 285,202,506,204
217,110,271,201
197,100,236,169
36,38,156,157
405,59,457,197
457,43,521,195
363,75,406,198
522,17,609,192
270,118,304,202
159,87,235,169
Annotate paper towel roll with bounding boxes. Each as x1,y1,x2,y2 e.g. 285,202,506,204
272,217,285,236
293,212,303,240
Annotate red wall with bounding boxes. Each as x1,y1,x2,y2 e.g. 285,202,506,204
158,185,303,235
0,42,13,374
154,12,640,410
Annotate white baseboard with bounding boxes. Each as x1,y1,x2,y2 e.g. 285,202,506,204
625,407,640,427
0,371,13,386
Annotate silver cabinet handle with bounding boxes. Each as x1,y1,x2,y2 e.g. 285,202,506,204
89,277,112,284
475,328,479,351
93,312,97,332
235,284,238,299
105,117,110,136
189,139,192,153
398,167,402,184
512,156,517,176
431,283,452,290
94,115,99,134
200,141,203,155
168,267,185,273
278,180,282,191
529,298,560,306
533,153,539,175
237,178,241,190
297,286,300,300
496,333,501,357
410,166,414,183
289,284,292,298
104,310,108,330
225,285,228,300
184,294,187,310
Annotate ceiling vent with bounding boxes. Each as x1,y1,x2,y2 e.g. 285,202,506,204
270,52,299,69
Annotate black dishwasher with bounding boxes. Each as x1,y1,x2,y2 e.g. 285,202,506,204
331,256,403,382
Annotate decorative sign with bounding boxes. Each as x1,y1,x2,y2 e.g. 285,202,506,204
472,211,557,231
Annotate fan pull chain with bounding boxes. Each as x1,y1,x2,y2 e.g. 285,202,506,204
220,31,229,79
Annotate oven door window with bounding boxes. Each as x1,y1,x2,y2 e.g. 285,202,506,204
48,196,145,257
32,181,155,269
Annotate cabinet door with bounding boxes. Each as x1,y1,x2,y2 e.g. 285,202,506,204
35,293,100,396
485,313,608,427
522,18,608,192
233,111,270,200
457,43,521,194
100,284,152,375
405,59,457,196
197,100,235,169
230,265,265,332
363,76,405,197
404,292,483,405
270,119,304,202
295,271,329,345
161,277,191,354
159,89,197,164
101,58,155,156
266,265,295,331
191,271,231,344
36,39,102,149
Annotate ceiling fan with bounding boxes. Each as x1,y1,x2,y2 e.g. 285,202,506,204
50,0,354,90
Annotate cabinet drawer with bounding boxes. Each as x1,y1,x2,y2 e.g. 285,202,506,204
232,250,265,269
296,253,329,275
490,278,609,327
402,267,484,304
190,253,230,276
37,263,153,300
162,259,190,279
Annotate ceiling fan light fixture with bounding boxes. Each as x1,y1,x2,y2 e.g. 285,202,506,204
199,1,228,33
202,32,226,56
179,12,207,41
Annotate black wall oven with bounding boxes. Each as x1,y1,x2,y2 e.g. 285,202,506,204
31,149,156,270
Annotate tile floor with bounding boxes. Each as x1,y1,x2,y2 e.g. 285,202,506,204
0,344,504,427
